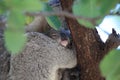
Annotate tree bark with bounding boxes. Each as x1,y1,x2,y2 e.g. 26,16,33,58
60,0,120,80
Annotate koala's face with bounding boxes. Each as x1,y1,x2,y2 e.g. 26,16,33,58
48,28,71,48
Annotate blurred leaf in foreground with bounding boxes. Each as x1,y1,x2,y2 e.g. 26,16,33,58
43,3,61,30
100,49,120,80
4,10,26,54
72,0,119,28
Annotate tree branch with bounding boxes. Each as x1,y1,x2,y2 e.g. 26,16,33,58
104,28,120,53
25,11,100,25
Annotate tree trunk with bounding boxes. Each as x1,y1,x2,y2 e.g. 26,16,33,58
60,0,118,80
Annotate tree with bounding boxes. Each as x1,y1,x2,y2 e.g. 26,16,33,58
0,0,120,80
60,0,120,80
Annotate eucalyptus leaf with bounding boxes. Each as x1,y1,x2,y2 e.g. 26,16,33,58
72,0,119,28
7,10,25,30
100,50,120,78
4,10,26,54
98,0,119,15
106,65,120,80
73,0,100,18
46,16,61,30
0,0,7,14
44,3,61,30
4,0,43,12
4,30,27,54
21,0,44,12
40,0,48,2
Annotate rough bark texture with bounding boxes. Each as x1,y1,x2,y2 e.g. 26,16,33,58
60,0,120,80
7,32,77,80
0,16,10,80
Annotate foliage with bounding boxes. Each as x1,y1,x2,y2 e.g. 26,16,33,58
43,3,61,30
1,0,43,54
0,0,61,54
100,50,120,80
0,0,7,14
72,0,119,28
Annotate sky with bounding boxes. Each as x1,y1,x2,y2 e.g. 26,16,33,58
96,4,120,43
96,15,120,43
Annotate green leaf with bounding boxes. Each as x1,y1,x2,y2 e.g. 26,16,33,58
72,0,119,28
98,0,119,15
4,0,43,12
4,10,27,54
0,0,7,14
4,30,27,54
7,10,25,29
46,16,61,30
106,66,120,80
44,3,61,30
100,50,120,79
73,0,100,18
72,0,100,28
40,0,48,2
22,0,44,12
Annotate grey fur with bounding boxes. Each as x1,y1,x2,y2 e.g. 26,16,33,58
7,32,77,80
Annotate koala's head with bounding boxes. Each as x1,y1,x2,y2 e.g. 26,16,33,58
47,28,72,48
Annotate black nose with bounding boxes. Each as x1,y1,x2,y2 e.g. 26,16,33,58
60,28,71,40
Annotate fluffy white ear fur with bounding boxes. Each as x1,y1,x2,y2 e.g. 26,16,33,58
7,32,77,80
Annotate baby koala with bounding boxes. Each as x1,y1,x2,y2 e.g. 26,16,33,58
7,32,77,80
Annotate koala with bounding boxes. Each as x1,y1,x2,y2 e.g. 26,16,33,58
7,32,77,80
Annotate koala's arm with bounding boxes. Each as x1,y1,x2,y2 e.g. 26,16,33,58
7,32,77,80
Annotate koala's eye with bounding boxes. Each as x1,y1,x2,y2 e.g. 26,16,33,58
51,34,58,39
